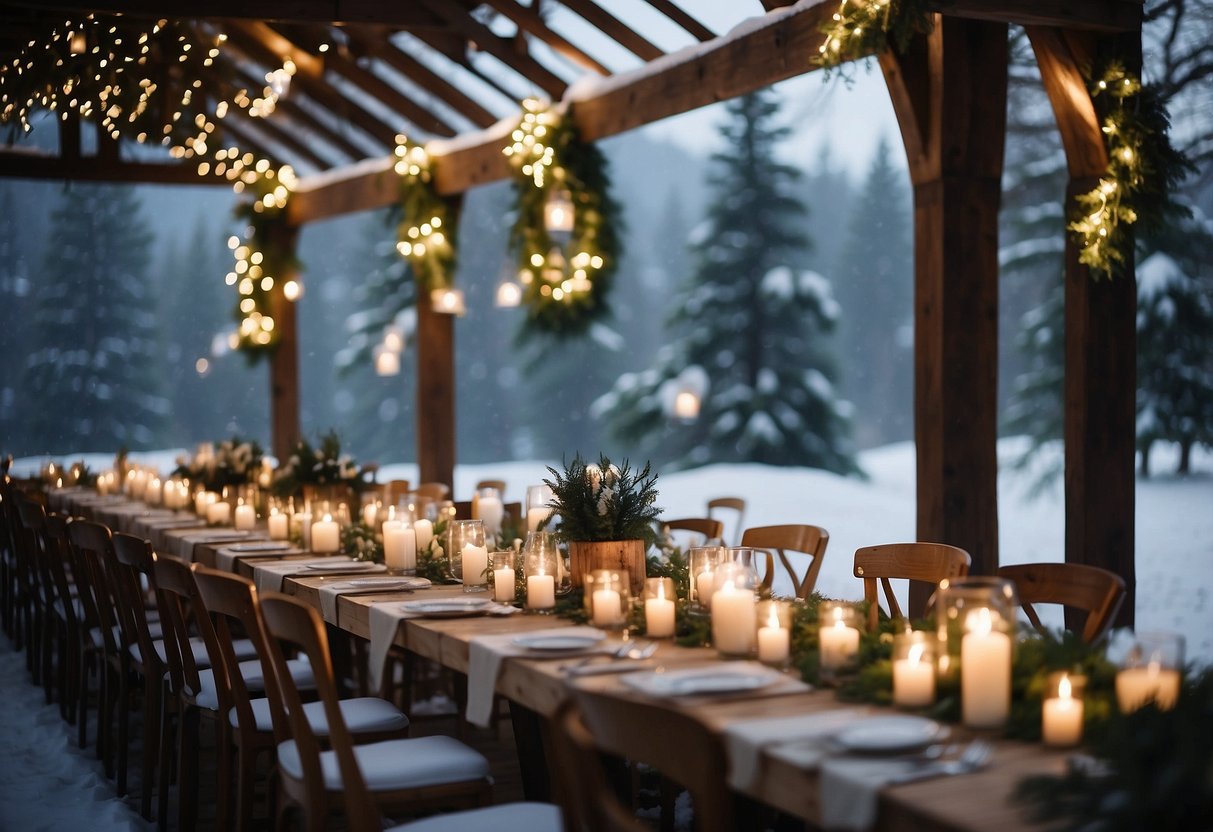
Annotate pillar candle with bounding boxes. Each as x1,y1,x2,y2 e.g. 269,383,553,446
756,606,789,664
461,544,489,586
645,582,676,638
268,510,289,540
893,643,936,707
494,566,517,603
527,572,556,610
413,518,434,551
234,502,256,531
710,580,756,655
206,501,231,525
479,496,504,537
696,569,716,610
819,611,860,669
1115,664,1181,712
382,521,416,572
960,607,1012,728
592,588,624,627
311,514,340,553
362,502,378,528
526,507,551,533
145,477,162,505
1043,674,1083,746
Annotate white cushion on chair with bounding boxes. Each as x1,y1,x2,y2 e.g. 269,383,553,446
277,735,490,791
230,696,409,735
387,802,563,832
196,657,315,709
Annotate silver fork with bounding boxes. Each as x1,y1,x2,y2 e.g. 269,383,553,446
888,740,992,785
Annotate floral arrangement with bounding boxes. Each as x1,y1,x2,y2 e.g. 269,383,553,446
342,523,383,563
174,437,264,491
542,454,661,544
414,515,452,583
272,430,371,496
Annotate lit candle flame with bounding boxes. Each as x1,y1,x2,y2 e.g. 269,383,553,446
1059,674,1072,700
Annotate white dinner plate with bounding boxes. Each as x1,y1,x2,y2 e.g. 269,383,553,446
400,598,495,618
228,541,295,553
512,633,606,652
341,577,431,590
833,716,947,755
305,560,380,573
620,664,782,697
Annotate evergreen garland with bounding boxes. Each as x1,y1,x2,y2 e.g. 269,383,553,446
1068,62,1194,279
228,167,300,359
393,134,459,292
504,99,622,339
814,0,933,72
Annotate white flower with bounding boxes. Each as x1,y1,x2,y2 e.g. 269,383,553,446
597,488,612,516
605,464,621,485
585,463,602,491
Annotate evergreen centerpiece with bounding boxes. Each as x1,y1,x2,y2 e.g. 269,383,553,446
543,455,661,594
174,437,263,492
272,430,372,499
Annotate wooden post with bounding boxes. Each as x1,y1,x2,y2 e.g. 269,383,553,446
1029,28,1137,630
416,282,456,490
267,222,302,463
883,16,1007,613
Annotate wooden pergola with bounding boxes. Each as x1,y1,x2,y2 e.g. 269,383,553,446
0,0,1143,626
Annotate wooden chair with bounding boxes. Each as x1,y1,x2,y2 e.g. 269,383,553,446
997,562,1126,644
256,592,494,831
385,480,411,504
14,496,67,708
853,542,971,631
740,524,829,600
43,511,84,723
474,479,506,494
546,700,646,832
662,517,724,548
414,482,450,502
706,497,746,545
573,684,734,832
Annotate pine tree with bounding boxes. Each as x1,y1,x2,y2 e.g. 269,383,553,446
0,188,32,451
599,90,858,473
833,135,914,447
19,183,169,453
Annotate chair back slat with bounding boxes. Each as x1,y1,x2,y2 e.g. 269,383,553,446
997,562,1126,643
663,517,725,548
67,519,121,653
151,555,206,698
853,542,971,630
741,524,829,600
706,497,746,546
111,533,162,672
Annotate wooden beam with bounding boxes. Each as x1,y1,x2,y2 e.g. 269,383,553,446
0,147,218,185
221,112,333,172
642,0,717,41
288,0,845,224
232,64,370,162
415,0,568,99
344,28,498,129
929,0,1143,33
480,0,612,75
415,262,458,490
1030,27,1137,629
266,222,302,463
883,15,1006,612
557,0,663,62
266,22,459,137
0,1,447,27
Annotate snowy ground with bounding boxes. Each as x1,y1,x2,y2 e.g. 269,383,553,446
5,439,1211,830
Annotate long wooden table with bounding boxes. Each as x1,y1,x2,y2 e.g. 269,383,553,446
53,489,1059,832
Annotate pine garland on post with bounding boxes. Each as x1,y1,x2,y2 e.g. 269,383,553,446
814,0,932,72
1068,62,1194,279
503,99,622,339
393,133,460,292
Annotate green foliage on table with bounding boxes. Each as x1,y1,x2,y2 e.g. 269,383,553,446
343,523,383,564
414,516,455,583
645,545,689,596
554,588,589,625
543,454,661,544
1015,668,1213,830
272,430,372,496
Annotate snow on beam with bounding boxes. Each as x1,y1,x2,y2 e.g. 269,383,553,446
287,0,845,225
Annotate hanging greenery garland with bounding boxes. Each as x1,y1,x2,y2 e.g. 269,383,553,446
227,165,300,358
393,133,459,292
503,98,621,339
814,0,932,72
1068,62,1194,280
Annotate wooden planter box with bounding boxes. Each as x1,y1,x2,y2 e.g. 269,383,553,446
568,539,647,595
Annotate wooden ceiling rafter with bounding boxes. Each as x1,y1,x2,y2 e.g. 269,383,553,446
477,0,612,76
0,1,447,28
640,0,717,42
265,21,460,138
555,0,664,62
221,107,334,172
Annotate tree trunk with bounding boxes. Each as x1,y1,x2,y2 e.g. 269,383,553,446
1140,442,1151,478
1178,440,1191,475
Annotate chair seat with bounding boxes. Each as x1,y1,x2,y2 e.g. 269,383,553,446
387,802,563,832
277,735,489,792
196,657,315,710
232,696,409,736
132,636,258,668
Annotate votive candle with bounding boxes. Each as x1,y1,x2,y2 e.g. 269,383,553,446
311,514,340,553
1043,673,1084,747
234,501,256,531
960,607,1012,728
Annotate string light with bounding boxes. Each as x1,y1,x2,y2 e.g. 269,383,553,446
813,0,930,72
394,133,459,293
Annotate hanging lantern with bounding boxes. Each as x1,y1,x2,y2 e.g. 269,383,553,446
374,344,400,377
69,31,87,55
544,188,575,236
431,288,466,316
663,366,710,424
383,325,405,353
495,280,522,307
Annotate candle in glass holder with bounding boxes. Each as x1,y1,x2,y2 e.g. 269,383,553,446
206,500,231,525
382,520,416,572
892,631,936,707
362,501,379,528
819,605,860,669
413,518,434,551
1116,632,1183,712
493,551,517,603
524,531,559,612
527,571,555,610
268,509,288,540
234,501,256,531
1042,673,1084,747
462,544,488,586
592,588,623,627
644,578,676,638
311,514,340,553
711,578,756,656
756,600,790,665
960,607,1012,728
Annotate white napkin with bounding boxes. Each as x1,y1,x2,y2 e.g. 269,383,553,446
367,602,419,693
214,544,300,572
318,578,415,623
819,756,923,831
251,557,353,594
723,709,870,791
465,626,605,728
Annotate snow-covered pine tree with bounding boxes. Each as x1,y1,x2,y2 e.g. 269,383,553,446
1135,241,1213,476
598,90,858,473
834,135,913,447
20,184,169,452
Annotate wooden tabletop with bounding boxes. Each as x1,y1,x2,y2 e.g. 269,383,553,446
52,488,1055,832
